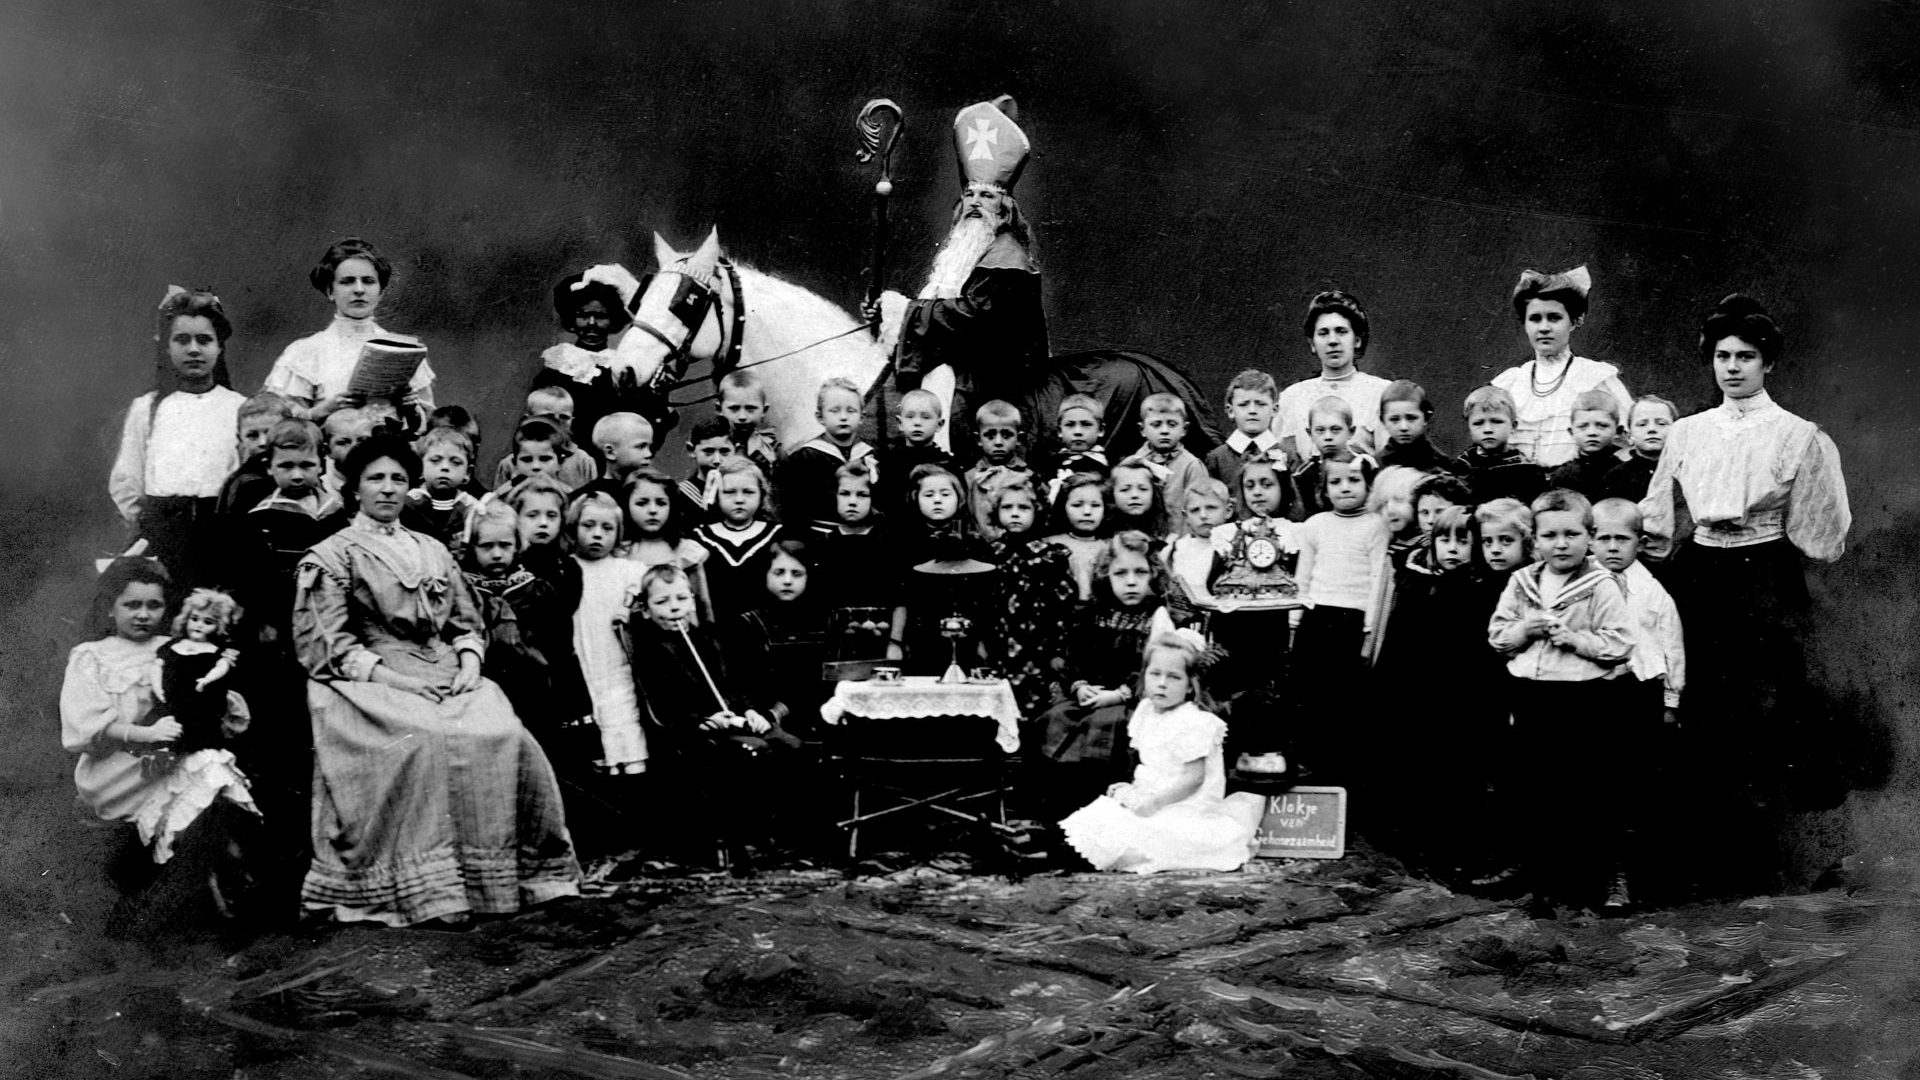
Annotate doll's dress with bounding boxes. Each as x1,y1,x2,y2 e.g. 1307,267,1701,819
152,638,236,754
1060,702,1264,874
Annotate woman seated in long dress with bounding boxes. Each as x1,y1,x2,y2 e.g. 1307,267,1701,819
293,434,579,926
1061,629,1265,874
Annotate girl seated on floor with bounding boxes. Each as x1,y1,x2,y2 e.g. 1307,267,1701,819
1060,628,1266,874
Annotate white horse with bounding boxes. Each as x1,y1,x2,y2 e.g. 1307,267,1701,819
602,229,956,452
592,227,1215,461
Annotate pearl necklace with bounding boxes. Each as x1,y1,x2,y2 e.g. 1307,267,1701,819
1529,355,1572,398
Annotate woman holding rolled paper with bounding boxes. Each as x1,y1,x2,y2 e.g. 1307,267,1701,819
263,237,435,431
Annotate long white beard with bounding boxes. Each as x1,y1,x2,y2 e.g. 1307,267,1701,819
919,216,999,299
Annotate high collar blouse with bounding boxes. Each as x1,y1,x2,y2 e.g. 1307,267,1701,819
1639,390,1849,562
264,316,436,410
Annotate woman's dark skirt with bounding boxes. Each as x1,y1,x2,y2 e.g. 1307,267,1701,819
1669,538,1835,898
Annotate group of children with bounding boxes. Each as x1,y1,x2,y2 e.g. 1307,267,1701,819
86,280,1692,915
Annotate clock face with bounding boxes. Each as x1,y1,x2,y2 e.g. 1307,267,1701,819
1247,537,1279,569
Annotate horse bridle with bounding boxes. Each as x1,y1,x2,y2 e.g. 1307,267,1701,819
624,258,747,392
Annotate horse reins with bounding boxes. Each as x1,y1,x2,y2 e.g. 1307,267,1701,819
633,258,882,406
624,257,751,397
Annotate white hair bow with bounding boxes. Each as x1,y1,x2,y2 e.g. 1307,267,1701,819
577,264,643,307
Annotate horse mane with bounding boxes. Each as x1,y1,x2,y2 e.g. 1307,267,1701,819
725,258,863,340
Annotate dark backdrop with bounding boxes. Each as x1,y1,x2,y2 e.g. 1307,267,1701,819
3,0,1918,863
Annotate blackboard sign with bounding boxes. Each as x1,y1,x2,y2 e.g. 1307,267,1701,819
1254,786,1347,859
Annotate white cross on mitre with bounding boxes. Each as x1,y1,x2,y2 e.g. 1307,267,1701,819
965,118,999,161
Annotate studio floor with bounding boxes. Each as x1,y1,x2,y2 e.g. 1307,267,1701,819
5,824,1912,1080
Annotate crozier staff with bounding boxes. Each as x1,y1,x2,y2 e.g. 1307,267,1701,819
1490,265,1631,467
873,95,1049,455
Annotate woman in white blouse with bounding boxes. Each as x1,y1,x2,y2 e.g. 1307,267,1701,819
1641,294,1850,898
262,237,434,428
1272,291,1392,464
1490,266,1631,467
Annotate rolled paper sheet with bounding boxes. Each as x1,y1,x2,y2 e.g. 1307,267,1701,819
348,337,428,399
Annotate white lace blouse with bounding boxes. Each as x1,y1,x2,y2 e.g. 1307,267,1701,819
1489,353,1631,467
263,316,435,410
1639,390,1849,562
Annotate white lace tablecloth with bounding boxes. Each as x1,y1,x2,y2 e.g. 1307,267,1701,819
820,676,1020,752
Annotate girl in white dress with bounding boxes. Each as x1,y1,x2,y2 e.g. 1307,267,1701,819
1060,629,1265,874
1490,265,1631,467
65,560,258,867
567,489,650,779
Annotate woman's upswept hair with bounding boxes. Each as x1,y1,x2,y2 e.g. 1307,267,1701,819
1697,293,1784,367
309,236,392,294
1511,267,1590,322
340,434,422,511
1300,290,1370,358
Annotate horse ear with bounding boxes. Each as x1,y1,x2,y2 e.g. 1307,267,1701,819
694,227,722,265
652,231,678,269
